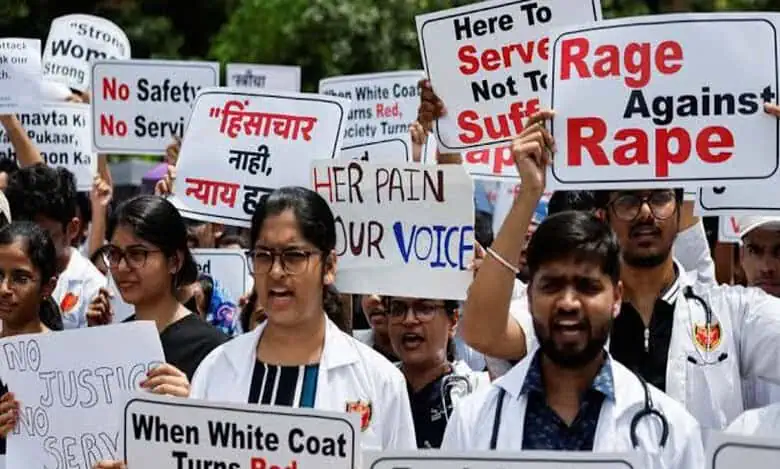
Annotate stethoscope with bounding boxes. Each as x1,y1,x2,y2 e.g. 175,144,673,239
489,370,669,450
440,374,473,422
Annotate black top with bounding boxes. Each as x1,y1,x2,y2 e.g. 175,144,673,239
408,370,452,449
0,380,5,455
609,273,681,392
247,361,319,408
125,313,228,380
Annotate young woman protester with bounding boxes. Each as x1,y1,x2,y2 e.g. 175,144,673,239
86,195,228,383
190,187,416,450
385,296,489,449
0,222,65,454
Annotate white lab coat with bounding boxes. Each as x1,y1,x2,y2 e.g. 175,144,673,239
442,352,704,469
190,316,417,451
726,402,780,437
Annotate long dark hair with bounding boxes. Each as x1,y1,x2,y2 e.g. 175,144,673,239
0,222,63,331
249,186,347,331
108,195,198,289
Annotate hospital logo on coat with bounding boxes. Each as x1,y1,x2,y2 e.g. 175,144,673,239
60,292,79,313
345,400,372,431
693,322,722,351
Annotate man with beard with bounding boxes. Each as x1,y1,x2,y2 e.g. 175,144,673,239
442,210,703,469
462,109,780,440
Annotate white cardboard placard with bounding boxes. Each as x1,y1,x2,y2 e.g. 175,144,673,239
340,139,410,164
226,63,301,92
708,432,780,469
548,14,780,190
697,184,780,215
191,248,250,302
0,38,42,113
171,88,349,228
364,451,641,469
91,59,219,154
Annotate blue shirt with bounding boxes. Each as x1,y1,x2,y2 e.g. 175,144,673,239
521,350,615,451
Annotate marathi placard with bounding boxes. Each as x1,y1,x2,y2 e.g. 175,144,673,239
171,89,349,227
416,0,601,166
548,14,780,190
311,160,474,300
226,64,302,92
91,59,219,154
0,102,96,190
124,394,359,469
0,322,164,469
42,14,131,91
0,38,41,113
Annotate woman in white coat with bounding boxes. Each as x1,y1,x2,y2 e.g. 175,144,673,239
190,186,416,451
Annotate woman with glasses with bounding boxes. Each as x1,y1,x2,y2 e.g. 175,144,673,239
190,187,416,450
86,195,227,386
385,297,489,449
0,222,64,454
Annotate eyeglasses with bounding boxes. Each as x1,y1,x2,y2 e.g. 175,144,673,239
0,271,38,290
246,249,319,275
609,191,677,222
99,245,161,270
387,301,444,323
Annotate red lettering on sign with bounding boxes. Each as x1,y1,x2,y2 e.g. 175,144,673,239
458,38,549,75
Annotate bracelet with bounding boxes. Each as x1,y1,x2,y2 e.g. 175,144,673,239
485,247,520,275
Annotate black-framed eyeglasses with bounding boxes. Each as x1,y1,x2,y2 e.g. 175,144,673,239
386,300,445,323
98,245,161,270
609,191,677,222
246,249,320,275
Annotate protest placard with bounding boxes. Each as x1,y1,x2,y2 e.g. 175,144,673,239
340,139,409,164
718,215,741,243
312,160,474,300
0,38,41,114
42,14,130,91
708,432,780,469
0,322,164,469
91,59,219,154
124,394,359,469
192,248,251,302
364,451,640,469
697,184,780,215
320,71,423,158
548,14,780,190
0,102,96,190
416,0,601,166
226,64,302,92
171,89,349,227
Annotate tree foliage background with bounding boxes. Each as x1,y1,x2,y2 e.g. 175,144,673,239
1,0,778,92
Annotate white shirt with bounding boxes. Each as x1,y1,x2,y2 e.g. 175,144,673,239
442,351,704,469
191,316,417,451
52,248,105,329
726,402,780,437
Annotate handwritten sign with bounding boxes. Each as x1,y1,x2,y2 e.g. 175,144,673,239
0,102,96,190
0,38,41,113
311,160,474,300
226,63,301,92
0,322,164,469
171,89,349,227
320,71,423,161
91,59,219,154
708,433,780,469
698,184,780,215
364,452,640,469
42,14,130,91
340,139,409,164
124,394,359,469
548,14,780,190
416,0,601,161
192,248,250,302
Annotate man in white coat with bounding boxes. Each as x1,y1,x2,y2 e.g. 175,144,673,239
442,209,703,469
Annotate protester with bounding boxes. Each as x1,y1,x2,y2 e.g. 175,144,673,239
442,210,703,469
189,186,416,450
353,294,399,363
385,296,489,448
86,195,227,380
179,273,241,337
5,165,105,329
0,222,64,457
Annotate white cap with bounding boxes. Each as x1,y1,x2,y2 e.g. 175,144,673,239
39,80,72,102
738,216,780,238
0,191,11,224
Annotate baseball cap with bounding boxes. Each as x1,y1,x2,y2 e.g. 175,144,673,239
0,191,12,226
738,216,780,238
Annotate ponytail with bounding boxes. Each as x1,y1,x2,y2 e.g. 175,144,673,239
323,284,348,333
39,297,63,331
